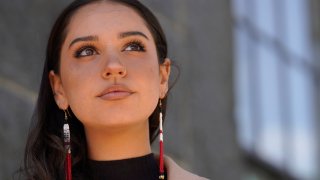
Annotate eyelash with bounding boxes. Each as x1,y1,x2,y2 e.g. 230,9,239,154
123,40,146,52
74,44,97,58
73,40,146,58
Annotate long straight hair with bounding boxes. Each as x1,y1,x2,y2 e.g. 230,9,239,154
23,0,170,179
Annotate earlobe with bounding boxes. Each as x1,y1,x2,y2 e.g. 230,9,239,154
49,70,69,109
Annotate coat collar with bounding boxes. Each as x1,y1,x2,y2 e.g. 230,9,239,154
155,154,209,180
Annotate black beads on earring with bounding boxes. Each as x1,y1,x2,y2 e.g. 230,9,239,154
63,110,72,180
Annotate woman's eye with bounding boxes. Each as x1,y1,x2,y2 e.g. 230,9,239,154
124,42,145,52
75,47,97,58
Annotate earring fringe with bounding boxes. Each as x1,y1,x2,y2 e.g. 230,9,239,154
159,100,165,180
64,110,72,180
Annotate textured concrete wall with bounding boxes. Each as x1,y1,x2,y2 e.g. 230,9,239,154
0,0,245,179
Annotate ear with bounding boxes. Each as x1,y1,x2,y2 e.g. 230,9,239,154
159,58,171,99
49,70,69,110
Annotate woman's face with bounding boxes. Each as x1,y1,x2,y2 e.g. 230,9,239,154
49,2,170,130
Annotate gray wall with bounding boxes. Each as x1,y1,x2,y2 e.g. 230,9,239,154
142,0,246,179
0,0,246,179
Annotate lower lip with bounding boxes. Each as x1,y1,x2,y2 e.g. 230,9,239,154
99,91,133,100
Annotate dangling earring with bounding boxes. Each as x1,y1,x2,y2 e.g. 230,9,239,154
63,109,72,180
159,99,165,180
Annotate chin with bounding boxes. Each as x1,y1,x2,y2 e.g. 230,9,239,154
87,114,148,129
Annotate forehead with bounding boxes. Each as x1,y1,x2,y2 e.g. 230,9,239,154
65,1,151,40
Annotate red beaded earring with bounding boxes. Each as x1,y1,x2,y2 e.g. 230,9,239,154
159,99,165,180
63,110,72,180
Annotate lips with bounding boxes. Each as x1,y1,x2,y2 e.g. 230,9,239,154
97,84,134,101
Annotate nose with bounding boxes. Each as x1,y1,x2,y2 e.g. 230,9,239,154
101,57,127,79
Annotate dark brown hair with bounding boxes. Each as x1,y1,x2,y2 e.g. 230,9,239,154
23,0,170,179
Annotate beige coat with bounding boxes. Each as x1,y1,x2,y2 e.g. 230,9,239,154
162,155,210,180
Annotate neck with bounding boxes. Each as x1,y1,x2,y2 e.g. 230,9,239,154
85,121,152,161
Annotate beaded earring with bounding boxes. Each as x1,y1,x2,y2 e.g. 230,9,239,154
63,109,72,180
159,99,165,180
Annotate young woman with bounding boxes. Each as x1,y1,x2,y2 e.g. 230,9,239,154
23,0,208,179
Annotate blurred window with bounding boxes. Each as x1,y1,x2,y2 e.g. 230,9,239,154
232,0,318,179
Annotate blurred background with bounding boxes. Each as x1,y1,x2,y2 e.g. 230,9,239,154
0,0,319,179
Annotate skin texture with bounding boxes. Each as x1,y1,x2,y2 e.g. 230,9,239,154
49,1,170,160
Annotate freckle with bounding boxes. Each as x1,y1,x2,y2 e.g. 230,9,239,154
148,67,156,74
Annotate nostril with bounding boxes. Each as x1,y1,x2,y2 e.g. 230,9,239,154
103,67,126,78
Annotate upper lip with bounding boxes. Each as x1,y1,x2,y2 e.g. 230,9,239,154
97,84,134,97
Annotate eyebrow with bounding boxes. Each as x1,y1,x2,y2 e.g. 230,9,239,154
69,35,99,48
68,31,149,49
118,31,149,40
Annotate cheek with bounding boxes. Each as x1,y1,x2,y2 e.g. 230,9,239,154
62,64,95,97
136,60,161,105
60,61,98,120
130,56,161,94
132,70,160,123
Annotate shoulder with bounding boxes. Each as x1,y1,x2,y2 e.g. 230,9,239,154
157,154,210,180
